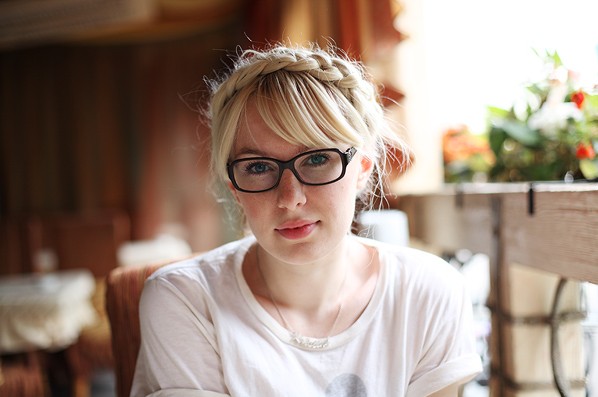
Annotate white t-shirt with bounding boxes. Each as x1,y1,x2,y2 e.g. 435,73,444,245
131,236,482,397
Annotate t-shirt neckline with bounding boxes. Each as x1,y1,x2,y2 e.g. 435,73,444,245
234,235,389,350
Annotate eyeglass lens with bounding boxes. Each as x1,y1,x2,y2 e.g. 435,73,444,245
229,148,350,192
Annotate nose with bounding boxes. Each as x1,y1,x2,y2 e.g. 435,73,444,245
276,169,307,209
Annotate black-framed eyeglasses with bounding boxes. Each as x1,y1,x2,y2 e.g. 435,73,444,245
227,147,357,193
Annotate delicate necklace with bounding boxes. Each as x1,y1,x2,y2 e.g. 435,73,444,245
256,249,346,350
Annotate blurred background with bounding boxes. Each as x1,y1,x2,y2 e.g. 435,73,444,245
0,0,410,271
2,0,597,270
1,1,597,396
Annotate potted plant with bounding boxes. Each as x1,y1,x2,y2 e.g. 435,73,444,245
486,51,598,182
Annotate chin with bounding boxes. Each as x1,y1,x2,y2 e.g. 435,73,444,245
276,235,348,265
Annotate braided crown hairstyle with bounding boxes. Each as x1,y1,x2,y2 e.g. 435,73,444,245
206,43,412,210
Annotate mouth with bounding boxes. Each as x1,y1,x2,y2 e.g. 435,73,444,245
275,220,319,240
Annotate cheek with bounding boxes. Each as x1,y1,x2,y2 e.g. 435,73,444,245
235,193,282,233
319,178,359,214
236,195,264,218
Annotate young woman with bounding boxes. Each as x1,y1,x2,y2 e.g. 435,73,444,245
131,44,482,397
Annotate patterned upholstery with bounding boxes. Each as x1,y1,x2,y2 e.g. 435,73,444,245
105,260,177,397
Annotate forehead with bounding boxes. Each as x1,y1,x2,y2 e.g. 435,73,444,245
232,101,308,158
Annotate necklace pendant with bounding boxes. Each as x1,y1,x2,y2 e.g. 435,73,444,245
290,332,329,349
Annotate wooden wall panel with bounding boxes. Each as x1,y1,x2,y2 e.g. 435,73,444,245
0,18,244,274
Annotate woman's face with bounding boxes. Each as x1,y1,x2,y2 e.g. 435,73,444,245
228,102,372,266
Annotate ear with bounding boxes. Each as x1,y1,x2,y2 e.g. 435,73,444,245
356,154,374,191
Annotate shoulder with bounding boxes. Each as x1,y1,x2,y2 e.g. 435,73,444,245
394,246,463,285
142,236,254,299
148,236,253,280
359,237,467,303
360,236,460,282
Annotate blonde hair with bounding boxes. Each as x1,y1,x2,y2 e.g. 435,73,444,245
205,43,412,210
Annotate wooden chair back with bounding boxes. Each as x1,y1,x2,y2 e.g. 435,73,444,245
105,261,171,397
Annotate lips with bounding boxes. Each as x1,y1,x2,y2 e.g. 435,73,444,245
275,220,318,240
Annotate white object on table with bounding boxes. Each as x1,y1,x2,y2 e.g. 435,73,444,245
0,269,97,353
117,233,192,267
357,209,410,247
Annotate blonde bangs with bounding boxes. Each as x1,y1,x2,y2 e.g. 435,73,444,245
211,85,256,181
254,72,365,150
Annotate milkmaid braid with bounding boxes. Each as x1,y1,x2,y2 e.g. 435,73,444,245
205,43,412,209
210,48,373,120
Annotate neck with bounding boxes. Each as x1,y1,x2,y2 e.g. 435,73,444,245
254,238,350,312
244,234,378,341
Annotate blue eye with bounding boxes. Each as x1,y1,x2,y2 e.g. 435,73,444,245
245,161,274,175
306,153,330,166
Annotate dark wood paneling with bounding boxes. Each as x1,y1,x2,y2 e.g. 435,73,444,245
0,19,244,274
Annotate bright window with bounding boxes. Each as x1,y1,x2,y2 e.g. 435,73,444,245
393,0,598,192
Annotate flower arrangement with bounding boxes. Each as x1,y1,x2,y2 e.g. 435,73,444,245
442,125,495,183
443,51,598,183
486,51,598,182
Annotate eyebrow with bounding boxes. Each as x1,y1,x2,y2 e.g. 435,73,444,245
231,146,312,160
233,147,268,157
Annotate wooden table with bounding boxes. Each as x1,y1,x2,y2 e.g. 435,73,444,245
397,182,598,397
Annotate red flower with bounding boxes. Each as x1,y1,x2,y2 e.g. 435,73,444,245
571,90,585,109
576,142,595,159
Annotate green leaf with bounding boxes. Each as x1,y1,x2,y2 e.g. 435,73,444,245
585,93,598,109
550,51,563,67
526,82,547,97
501,120,541,146
487,106,510,119
488,126,506,155
579,159,598,179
